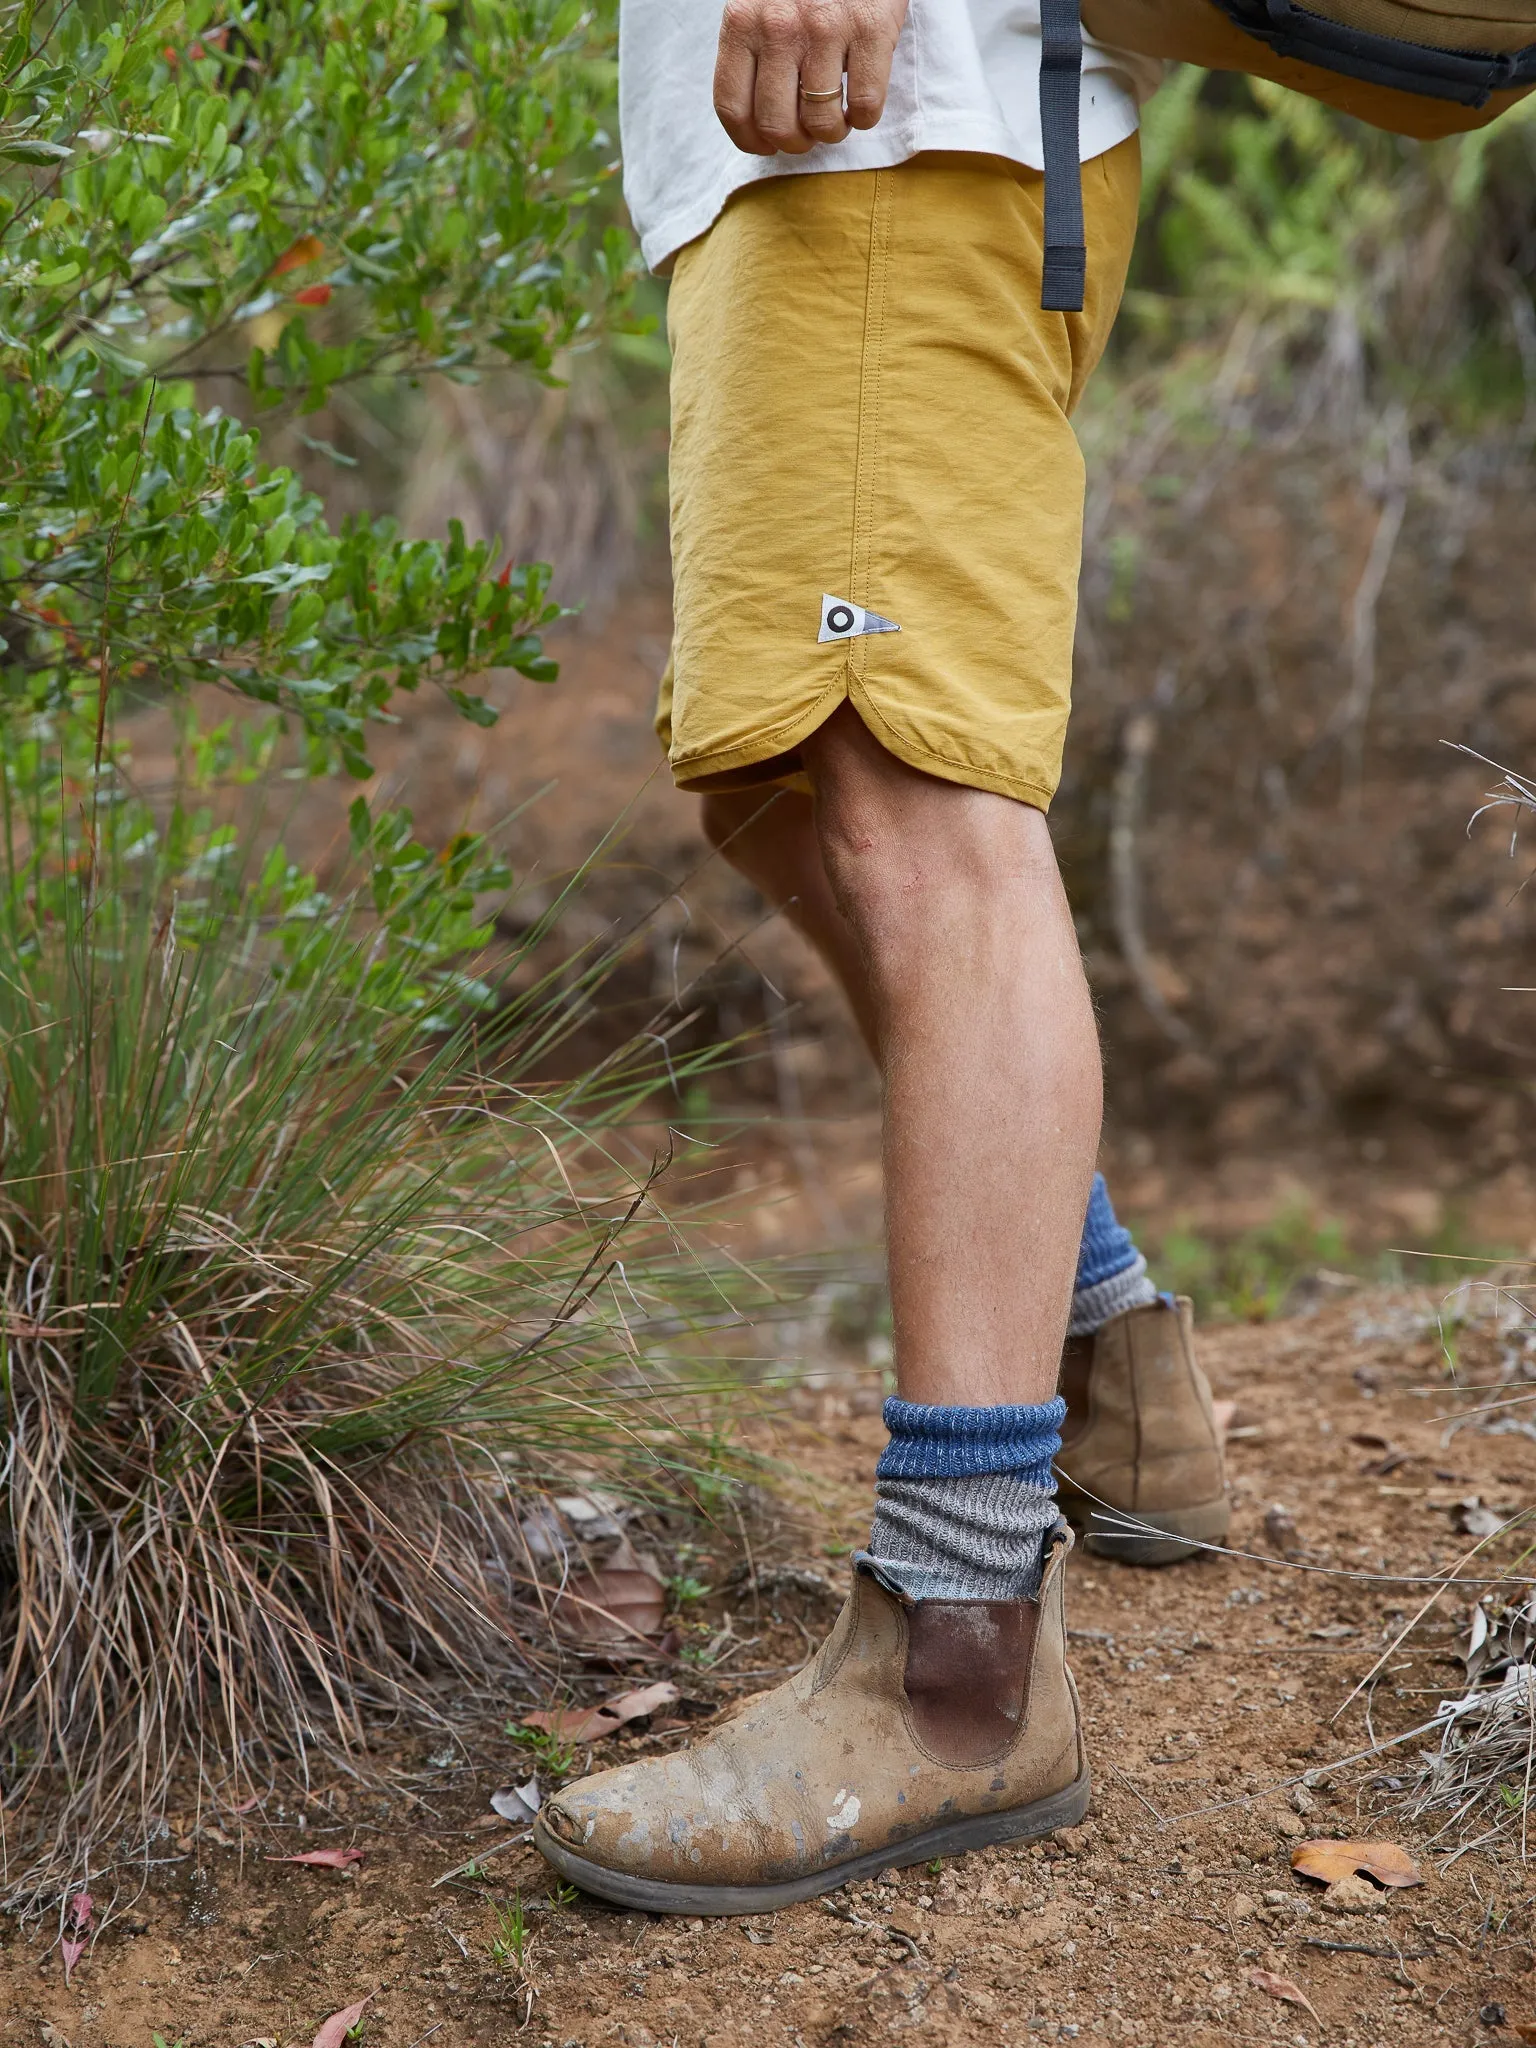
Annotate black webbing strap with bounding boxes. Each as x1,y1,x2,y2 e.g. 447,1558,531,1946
1219,0,1536,105
1039,0,1086,312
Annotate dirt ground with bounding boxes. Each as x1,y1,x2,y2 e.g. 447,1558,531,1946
8,1284,1536,2048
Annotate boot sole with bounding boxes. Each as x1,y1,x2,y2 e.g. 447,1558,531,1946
532,1767,1091,1918
1064,1492,1230,1567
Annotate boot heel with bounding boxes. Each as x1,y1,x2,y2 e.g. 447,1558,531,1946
1079,1495,1230,1566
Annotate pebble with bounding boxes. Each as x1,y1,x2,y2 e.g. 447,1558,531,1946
1324,1874,1386,1915
1228,1893,1258,1922
1274,1811,1306,1839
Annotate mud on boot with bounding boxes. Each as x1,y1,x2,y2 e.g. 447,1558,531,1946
1056,1295,1230,1567
532,1521,1089,1915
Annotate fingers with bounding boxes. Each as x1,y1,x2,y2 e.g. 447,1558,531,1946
714,2,854,156
714,7,769,154
796,13,854,148
754,30,820,155
846,8,901,130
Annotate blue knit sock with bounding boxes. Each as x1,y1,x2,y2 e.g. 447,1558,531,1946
1071,1173,1157,1336
861,1396,1066,1603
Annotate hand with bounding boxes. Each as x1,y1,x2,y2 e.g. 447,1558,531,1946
713,0,910,157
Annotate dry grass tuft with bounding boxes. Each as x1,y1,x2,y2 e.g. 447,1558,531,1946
0,820,753,1910
1403,1582,1536,1862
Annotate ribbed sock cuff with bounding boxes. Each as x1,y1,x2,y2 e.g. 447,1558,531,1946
875,1395,1066,1484
863,1473,1059,1602
1068,1253,1158,1336
867,1395,1065,1602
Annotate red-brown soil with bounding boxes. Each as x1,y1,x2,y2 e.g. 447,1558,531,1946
8,1288,1535,2048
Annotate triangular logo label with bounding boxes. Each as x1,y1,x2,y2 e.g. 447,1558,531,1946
818,593,901,643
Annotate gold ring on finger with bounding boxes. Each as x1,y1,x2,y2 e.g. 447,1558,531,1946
799,82,844,102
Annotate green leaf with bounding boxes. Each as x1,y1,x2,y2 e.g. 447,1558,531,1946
445,688,499,729
1,136,73,162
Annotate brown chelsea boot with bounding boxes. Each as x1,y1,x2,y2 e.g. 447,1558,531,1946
533,1522,1089,1914
1056,1295,1229,1566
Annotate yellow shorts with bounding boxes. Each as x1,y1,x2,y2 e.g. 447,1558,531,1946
654,140,1141,810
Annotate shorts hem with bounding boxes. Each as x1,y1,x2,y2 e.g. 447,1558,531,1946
850,684,1056,811
667,678,849,792
668,678,1057,812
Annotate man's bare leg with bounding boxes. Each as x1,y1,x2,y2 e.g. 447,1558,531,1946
533,706,1103,1908
701,732,1231,1568
791,705,1101,1408
701,783,879,1054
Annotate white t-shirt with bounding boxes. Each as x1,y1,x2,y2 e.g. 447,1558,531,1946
619,0,1163,273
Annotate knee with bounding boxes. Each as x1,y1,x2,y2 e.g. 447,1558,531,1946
817,787,1059,953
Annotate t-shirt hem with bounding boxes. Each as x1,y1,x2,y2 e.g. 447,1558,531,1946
637,102,1143,275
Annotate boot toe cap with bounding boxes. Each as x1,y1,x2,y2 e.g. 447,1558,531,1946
539,1758,747,1880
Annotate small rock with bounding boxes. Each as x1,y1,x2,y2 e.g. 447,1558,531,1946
1288,1785,1315,1816
1262,1889,1290,1907
1228,1892,1258,1922
1324,1873,1385,1915
1263,1504,1301,1555
1014,1902,1072,1951
886,1905,925,1941
1453,1496,1505,1539
1274,1811,1306,1839
1054,1826,1091,1856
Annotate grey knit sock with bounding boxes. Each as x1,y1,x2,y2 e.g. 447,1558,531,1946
862,1471,1059,1603
1067,1252,1158,1337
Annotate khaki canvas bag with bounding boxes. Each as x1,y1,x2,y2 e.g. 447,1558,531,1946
1036,0,1536,310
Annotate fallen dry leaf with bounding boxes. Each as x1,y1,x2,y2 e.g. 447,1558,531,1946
489,1779,541,1824
1247,1968,1320,2023
1291,1836,1423,1888
1511,2026,1536,2046
268,1847,366,1871
521,1679,680,1744
551,1564,666,1644
60,1891,94,1984
312,1994,372,2048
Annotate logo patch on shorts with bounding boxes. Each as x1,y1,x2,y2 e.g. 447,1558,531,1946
818,593,901,643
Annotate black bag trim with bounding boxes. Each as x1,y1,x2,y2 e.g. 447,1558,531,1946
1213,0,1536,105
